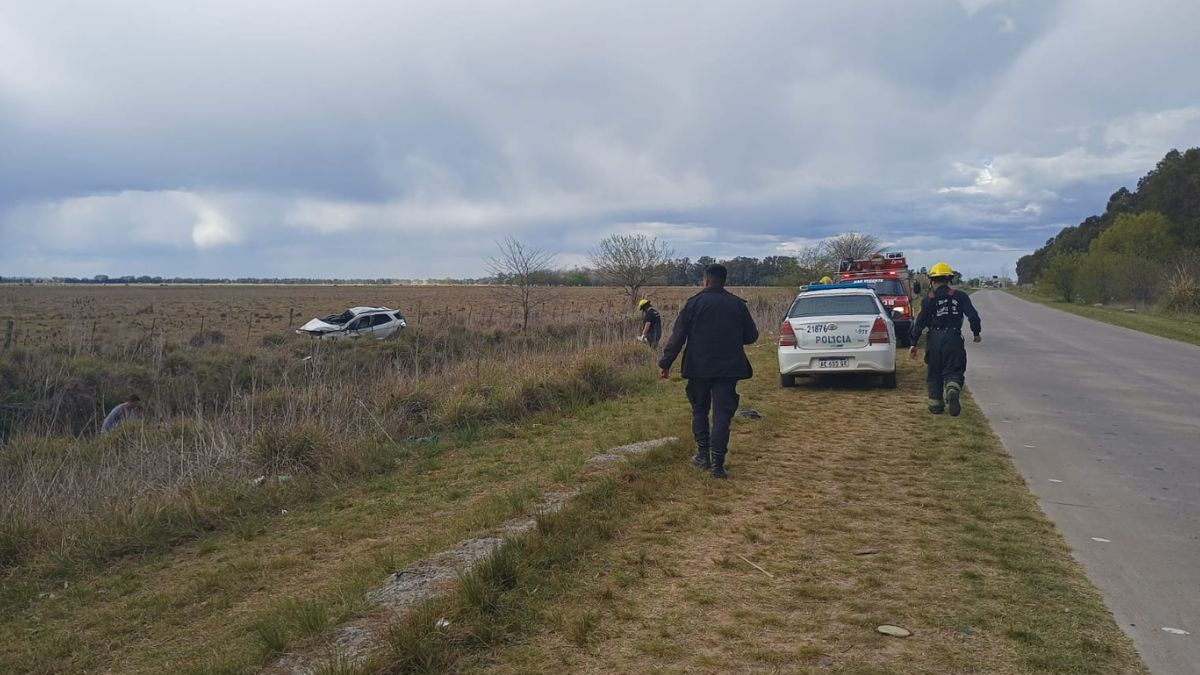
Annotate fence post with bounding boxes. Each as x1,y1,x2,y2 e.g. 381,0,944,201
3,320,13,351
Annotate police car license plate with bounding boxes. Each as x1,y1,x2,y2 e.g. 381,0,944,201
818,358,849,369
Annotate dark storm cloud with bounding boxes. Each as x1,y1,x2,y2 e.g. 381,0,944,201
2,0,1198,279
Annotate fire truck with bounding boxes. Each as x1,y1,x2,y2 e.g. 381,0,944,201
837,252,915,347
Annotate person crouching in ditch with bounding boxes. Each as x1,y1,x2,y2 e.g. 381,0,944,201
658,264,759,479
102,394,141,434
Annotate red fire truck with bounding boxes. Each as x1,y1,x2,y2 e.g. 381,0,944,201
838,252,915,347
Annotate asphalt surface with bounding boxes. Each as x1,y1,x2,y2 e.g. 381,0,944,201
966,290,1200,674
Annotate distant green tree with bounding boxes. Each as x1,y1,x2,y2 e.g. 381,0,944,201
1017,147,1200,283
1038,252,1082,302
1090,211,1177,262
1076,251,1127,305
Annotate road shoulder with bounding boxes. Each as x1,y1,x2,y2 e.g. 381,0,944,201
463,343,1147,674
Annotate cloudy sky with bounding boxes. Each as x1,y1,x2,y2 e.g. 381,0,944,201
3,0,1199,279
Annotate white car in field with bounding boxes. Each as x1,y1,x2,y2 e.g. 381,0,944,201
778,285,898,388
296,306,407,340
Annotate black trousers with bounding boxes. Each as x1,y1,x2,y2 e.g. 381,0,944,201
925,330,967,401
685,378,740,458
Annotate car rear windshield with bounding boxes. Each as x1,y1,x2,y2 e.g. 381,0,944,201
788,294,880,318
856,279,906,295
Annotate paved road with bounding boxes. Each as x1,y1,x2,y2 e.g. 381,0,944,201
967,291,1200,674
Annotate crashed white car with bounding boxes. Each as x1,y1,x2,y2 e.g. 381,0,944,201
296,307,407,340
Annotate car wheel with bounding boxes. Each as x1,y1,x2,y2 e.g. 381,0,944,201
781,374,797,388
881,371,898,389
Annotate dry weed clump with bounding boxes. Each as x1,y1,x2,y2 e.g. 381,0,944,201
1163,261,1200,314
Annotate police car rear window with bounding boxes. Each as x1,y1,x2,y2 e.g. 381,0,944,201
788,295,880,318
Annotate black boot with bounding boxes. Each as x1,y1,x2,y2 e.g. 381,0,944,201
710,452,728,479
945,383,962,417
691,447,711,470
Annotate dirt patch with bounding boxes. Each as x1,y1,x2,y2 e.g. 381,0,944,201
585,438,679,466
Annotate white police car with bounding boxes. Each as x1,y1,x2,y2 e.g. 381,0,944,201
778,282,898,388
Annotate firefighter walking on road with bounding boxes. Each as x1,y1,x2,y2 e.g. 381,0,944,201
909,262,981,416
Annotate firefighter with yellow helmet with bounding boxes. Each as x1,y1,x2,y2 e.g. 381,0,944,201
637,298,663,349
909,262,981,416
818,275,834,285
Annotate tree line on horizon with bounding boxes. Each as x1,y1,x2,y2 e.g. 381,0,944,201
1018,148,1200,313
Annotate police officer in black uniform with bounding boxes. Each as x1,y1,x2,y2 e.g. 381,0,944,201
637,298,663,349
909,262,981,416
659,265,759,478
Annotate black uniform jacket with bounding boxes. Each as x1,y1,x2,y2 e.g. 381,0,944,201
658,287,759,380
641,307,663,341
910,285,982,344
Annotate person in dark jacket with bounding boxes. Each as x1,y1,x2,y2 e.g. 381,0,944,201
658,265,759,478
637,298,663,349
909,262,982,416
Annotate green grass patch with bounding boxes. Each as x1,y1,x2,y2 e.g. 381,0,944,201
1009,287,1200,345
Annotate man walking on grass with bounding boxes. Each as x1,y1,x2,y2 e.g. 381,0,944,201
658,264,759,479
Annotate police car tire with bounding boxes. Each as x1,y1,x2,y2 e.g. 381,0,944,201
780,374,797,388
881,371,898,389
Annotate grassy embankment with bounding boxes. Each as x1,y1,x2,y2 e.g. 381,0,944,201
306,347,1141,674
1007,286,1200,346
350,343,1146,675
2,320,1146,674
0,343,673,673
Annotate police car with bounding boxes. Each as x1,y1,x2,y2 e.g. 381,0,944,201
777,282,898,388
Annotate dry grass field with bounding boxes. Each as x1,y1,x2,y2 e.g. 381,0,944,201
0,284,1146,674
0,284,794,348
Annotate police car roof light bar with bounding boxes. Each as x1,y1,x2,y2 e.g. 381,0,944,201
805,281,876,291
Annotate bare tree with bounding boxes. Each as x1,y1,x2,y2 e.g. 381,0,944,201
589,234,674,306
825,232,883,262
792,243,839,281
486,237,555,330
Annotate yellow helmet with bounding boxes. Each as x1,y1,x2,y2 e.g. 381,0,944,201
929,262,954,278
637,298,650,310
818,276,834,284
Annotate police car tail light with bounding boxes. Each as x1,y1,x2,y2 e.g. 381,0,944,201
779,320,797,347
868,317,889,344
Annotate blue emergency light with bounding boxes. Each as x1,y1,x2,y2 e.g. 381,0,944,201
804,280,877,291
